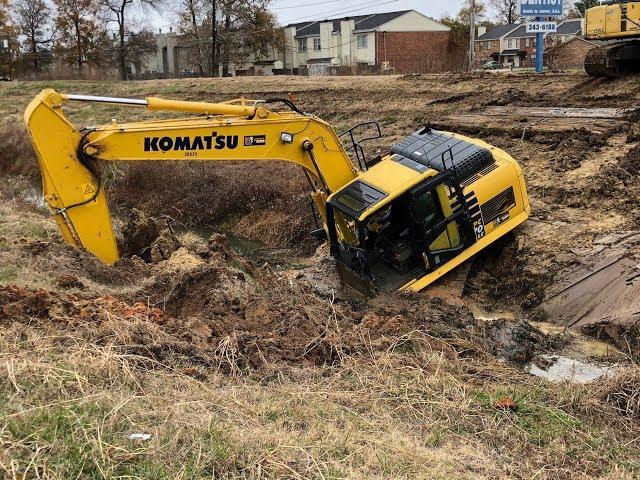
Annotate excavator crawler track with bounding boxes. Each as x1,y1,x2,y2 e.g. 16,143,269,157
585,41,640,78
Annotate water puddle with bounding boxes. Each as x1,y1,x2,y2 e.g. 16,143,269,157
21,187,47,210
526,354,615,383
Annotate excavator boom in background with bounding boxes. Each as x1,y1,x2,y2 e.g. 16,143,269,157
25,89,529,295
584,0,640,77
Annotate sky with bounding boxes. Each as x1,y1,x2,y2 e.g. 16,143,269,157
150,0,470,32
272,0,468,26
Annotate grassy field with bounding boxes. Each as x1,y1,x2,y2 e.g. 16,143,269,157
2,74,640,479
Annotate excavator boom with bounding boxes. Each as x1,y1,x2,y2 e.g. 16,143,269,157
25,89,356,264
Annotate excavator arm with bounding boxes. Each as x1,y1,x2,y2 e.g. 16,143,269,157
24,89,358,264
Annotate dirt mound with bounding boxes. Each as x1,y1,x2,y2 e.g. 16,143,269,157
120,208,180,262
548,128,607,172
587,143,640,226
0,223,544,374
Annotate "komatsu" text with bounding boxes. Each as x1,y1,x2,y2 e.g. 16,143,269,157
144,133,239,152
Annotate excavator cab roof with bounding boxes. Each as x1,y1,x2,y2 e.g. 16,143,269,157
328,128,499,222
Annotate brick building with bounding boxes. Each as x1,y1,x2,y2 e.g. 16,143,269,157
475,19,585,68
545,19,583,48
284,10,450,75
546,37,598,70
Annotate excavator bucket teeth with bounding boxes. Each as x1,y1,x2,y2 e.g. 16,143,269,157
24,89,119,264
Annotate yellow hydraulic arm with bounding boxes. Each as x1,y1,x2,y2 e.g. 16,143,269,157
24,89,358,264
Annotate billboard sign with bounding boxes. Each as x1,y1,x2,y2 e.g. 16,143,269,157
526,21,558,33
519,0,563,16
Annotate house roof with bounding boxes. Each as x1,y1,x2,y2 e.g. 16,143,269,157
551,19,583,35
500,49,521,55
353,10,410,31
546,36,598,52
477,24,519,40
288,9,432,37
505,25,535,38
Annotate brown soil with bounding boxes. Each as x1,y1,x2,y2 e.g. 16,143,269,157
0,221,543,373
3,74,640,478
3,72,640,353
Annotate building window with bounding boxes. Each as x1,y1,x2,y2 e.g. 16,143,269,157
525,38,530,47
507,38,515,49
298,38,307,53
313,37,321,51
356,34,367,49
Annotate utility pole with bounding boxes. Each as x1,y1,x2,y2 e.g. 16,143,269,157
210,0,217,77
468,0,476,72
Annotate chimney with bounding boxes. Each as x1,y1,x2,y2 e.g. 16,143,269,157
477,26,487,37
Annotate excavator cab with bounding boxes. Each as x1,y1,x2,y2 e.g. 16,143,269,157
326,126,528,295
327,168,474,295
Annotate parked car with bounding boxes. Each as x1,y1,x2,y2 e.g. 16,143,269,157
482,61,502,70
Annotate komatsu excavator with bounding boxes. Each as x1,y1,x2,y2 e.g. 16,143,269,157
24,89,529,296
584,0,640,77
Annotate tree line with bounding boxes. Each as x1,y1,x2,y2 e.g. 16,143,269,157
0,0,281,80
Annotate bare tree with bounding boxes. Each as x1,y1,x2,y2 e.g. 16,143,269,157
457,0,486,25
54,0,108,74
0,0,18,77
490,0,520,24
101,0,161,79
14,0,53,72
123,27,155,74
217,0,280,76
210,0,216,75
176,0,205,75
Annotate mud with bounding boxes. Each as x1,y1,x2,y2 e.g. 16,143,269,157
0,220,548,373
2,73,640,371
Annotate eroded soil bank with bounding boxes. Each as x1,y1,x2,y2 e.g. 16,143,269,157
1,73,640,478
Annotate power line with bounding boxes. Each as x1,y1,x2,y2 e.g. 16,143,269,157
272,0,348,10
279,0,399,25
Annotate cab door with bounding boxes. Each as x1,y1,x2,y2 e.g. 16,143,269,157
410,181,467,270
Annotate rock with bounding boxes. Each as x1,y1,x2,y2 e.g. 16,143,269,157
482,318,540,363
150,229,181,264
55,274,84,289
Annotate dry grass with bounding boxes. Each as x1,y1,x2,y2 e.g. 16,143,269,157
0,198,639,479
1,318,640,479
3,75,640,478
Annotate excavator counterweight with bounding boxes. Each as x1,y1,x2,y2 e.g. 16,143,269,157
25,89,530,295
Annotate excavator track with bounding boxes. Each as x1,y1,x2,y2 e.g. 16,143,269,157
585,41,640,78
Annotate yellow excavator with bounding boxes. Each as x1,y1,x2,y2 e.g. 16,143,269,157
584,0,640,76
24,89,529,295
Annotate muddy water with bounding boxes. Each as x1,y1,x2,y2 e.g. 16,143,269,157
526,355,615,383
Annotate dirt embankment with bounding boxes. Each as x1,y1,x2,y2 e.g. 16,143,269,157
0,208,542,373
3,72,640,349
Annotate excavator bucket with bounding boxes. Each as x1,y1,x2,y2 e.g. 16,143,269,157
24,89,119,264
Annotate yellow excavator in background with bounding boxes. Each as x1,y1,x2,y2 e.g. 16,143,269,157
24,89,529,296
584,0,640,76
